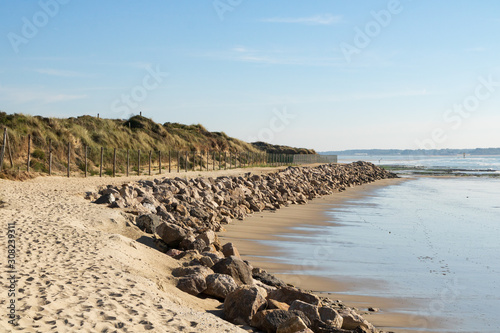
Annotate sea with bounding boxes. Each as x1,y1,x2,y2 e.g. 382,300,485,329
260,155,500,332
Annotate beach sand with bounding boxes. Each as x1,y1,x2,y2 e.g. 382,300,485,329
0,167,426,332
219,177,445,333
0,169,281,332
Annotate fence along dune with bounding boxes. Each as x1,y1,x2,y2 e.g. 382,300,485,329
0,113,335,178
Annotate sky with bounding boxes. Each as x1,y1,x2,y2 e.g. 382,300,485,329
1,0,500,151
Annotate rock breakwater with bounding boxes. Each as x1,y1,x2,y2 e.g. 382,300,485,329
89,162,397,333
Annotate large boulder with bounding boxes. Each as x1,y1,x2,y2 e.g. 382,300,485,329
222,242,240,258
136,214,161,234
212,256,253,286
94,193,115,204
172,265,213,278
224,285,267,325
319,307,343,329
289,300,320,323
176,274,207,296
277,316,310,333
251,309,312,333
253,268,287,287
156,222,187,247
340,309,376,332
204,273,238,299
267,286,320,306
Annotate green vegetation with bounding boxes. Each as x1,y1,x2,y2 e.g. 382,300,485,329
0,112,314,176
251,141,316,155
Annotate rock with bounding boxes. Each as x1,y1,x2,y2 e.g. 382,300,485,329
156,222,187,247
268,299,290,311
220,216,232,224
212,256,253,286
253,279,277,293
367,307,379,312
223,285,267,325
319,307,343,329
136,214,161,234
176,274,207,296
201,251,224,264
253,268,287,287
166,248,183,257
172,265,213,278
190,206,209,220
289,300,321,323
267,286,320,306
94,193,115,204
251,310,312,333
196,230,217,246
176,204,189,217
222,242,241,258
204,273,238,299
340,309,376,332
200,256,214,268
277,316,309,333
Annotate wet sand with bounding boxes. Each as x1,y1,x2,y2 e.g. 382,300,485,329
219,177,445,333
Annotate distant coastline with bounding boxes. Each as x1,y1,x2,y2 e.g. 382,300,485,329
320,148,500,156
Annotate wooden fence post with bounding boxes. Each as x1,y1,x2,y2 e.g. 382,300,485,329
213,151,216,171
177,151,180,173
224,152,227,170
229,152,232,169
206,151,209,171
159,151,162,174
192,151,195,171
84,145,87,177
113,148,117,177
126,149,130,177
169,150,171,173
49,140,53,176
185,151,188,172
67,142,71,178
100,147,104,177
137,149,141,176
0,128,6,172
27,134,31,173
5,128,13,168
148,150,152,176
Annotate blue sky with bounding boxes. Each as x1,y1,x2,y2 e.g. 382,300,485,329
1,0,500,151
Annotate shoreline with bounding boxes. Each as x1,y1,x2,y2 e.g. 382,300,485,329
219,176,446,333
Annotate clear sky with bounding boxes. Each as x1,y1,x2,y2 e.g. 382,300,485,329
1,0,499,151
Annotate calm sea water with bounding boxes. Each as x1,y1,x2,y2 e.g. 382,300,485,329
259,156,500,332
339,155,500,173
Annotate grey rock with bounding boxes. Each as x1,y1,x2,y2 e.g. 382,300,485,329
136,214,161,234
204,273,238,299
212,256,253,286
223,285,267,325
156,222,187,247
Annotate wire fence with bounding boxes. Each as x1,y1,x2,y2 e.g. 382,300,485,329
0,128,337,178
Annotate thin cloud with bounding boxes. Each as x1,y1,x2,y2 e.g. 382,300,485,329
35,68,95,78
0,86,87,104
261,14,342,25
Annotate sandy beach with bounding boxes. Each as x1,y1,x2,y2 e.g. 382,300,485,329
1,166,401,332
1,169,280,332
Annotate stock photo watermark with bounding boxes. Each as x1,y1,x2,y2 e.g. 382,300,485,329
110,65,168,118
415,74,499,150
247,107,296,143
339,0,404,63
409,277,465,329
7,0,70,54
213,0,243,21
6,221,18,326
